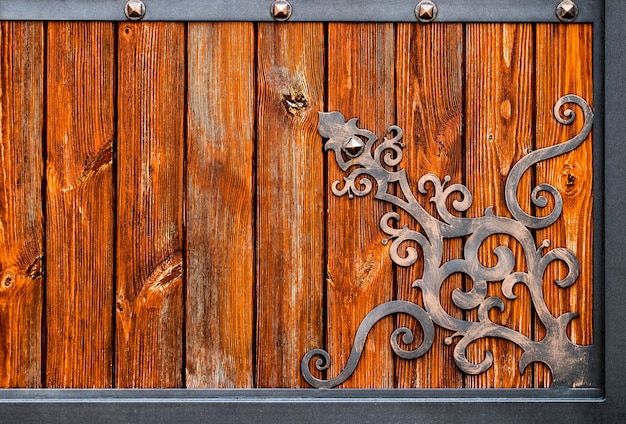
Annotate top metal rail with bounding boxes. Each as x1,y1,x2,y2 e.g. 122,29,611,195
0,0,602,22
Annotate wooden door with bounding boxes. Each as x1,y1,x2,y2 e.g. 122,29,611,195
0,21,594,389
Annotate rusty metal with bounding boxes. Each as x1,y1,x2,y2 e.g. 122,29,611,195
556,0,578,22
302,94,596,389
124,0,146,20
271,0,292,21
415,0,437,23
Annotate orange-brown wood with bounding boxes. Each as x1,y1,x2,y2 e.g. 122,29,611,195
394,23,464,388
116,22,185,388
255,22,325,388
186,22,255,388
46,22,115,388
326,23,395,388
464,23,534,388
534,23,593,388
0,21,597,390
0,22,44,388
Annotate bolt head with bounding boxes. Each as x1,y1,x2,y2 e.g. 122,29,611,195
271,0,292,21
556,0,578,22
415,0,438,23
125,0,146,20
343,136,365,158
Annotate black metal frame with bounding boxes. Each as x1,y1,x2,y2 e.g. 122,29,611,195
1,0,624,422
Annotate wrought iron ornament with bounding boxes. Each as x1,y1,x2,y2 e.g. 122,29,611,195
301,95,597,389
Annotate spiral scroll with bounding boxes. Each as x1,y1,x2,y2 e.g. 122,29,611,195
301,95,597,389
301,301,434,388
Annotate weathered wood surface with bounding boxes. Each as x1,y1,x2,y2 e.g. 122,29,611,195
534,23,593,387
395,23,464,388
464,23,534,388
0,22,594,389
0,22,44,388
186,22,255,388
326,23,396,388
116,22,185,388
46,22,115,388
255,22,325,388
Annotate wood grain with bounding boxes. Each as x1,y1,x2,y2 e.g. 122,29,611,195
116,22,185,388
464,23,534,388
326,23,395,388
46,22,115,388
534,23,593,388
186,22,255,388
255,22,325,388
394,23,464,388
0,22,44,388
0,21,594,389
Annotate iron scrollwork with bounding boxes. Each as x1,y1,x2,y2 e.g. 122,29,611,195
301,95,597,388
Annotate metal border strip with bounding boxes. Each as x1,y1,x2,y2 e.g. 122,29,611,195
0,388,612,422
0,0,601,22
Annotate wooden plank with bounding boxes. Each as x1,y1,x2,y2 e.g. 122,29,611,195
534,24,593,388
255,22,325,388
394,23,464,388
186,22,255,388
326,23,395,388
464,23,534,388
46,22,115,388
0,22,44,388
116,22,185,388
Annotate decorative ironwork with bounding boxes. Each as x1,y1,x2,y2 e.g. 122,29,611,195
301,94,597,389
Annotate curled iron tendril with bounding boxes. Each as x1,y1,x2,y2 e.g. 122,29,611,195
301,301,434,389
302,94,597,389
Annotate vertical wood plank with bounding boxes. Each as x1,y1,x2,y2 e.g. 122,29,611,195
465,23,534,388
256,22,325,388
46,22,115,388
0,22,44,388
186,22,255,388
116,22,185,388
327,23,395,388
394,23,464,388
534,23,593,387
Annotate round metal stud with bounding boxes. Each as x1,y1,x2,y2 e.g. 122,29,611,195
124,0,146,20
415,0,438,23
556,0,578,23
271,0,292,21
343,136,365,158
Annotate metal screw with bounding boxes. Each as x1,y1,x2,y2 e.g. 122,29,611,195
343,136,365,158
415,0,438,23
556,0,578,23
125,0,146,21
271,0,292,21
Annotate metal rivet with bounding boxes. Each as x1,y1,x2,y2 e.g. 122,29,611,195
271,0,292,21
415,0,438,23
343,136,365,158
556,0,578,23
125,0,146,21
